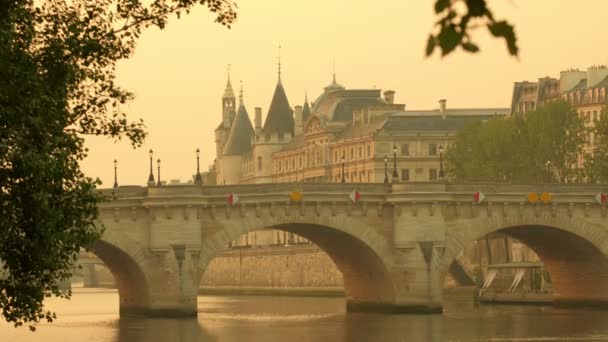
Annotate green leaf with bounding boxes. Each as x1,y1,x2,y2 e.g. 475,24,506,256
462,42,479,53
425,35,436,56
434,0,450,14
437,25,461,56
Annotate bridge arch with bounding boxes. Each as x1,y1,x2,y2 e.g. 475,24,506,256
442,215,608,308
199,215,396,311
87,234,151,314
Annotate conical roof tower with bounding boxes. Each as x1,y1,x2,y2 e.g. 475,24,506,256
302,91,311,123
223,83,254,155
262,60,294,135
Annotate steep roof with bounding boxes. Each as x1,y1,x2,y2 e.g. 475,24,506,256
302,97,311,123
380,114,497,133
262,81,294,135
223,102,254,156
223,77,235,99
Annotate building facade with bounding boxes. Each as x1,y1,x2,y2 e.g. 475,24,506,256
511,65,608,164
212,67,509,246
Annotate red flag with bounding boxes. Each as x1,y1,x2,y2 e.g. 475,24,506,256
349,189,361,203
227,192,239,206
473,191,485,203
595,192,607,205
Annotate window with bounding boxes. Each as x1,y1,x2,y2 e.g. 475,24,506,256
278,132,284,141
264,134,270,142
358,146,363,158
335,151,338,162
428,144,437,156
359,171,365,182
257,156,262,171
292,159,295,169
367,145,371,157
350,148,354,159
401,169,410,181
429,168,437,181
401,144,409,156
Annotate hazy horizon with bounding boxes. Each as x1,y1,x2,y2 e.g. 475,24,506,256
82,0,608,187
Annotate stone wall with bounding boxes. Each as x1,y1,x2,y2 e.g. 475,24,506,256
201,244,343,288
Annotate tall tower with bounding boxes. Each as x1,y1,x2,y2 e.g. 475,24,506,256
222,69,236,128
215,66,237,184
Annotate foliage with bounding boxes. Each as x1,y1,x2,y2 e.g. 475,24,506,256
583,107,608,182
428,0,518,57
0,0,236,329
446,102,586,183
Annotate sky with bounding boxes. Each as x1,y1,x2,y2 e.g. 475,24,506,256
81,0,608,187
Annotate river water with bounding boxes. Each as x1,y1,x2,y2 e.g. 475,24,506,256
2,288,608,341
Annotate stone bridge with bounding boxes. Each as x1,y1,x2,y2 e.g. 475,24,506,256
93,183,608,316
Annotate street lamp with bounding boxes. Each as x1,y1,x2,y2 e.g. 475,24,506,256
194,148,203,185
392,144,398,182
439,145,445,179
341,154,346,183
384,155,388,184
157,158,162,186
113,159,118,189
147,149,155,186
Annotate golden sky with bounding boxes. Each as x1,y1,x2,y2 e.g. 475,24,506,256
82,0,608,187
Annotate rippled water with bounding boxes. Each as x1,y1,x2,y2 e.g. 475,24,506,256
2,288,608,341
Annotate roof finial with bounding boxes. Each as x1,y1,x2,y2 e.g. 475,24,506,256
305,89,308,103
239,80,244,103
227,64,232,83
278,44,282,82
332,58,336,84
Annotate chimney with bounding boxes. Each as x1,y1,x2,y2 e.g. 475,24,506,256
254,107,262,134
439,99,447,119
383,90,395,104
294,105,303,136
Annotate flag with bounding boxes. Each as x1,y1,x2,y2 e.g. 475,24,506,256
473,191,485,203
227,192,239,206
595,192,607,205
289,191,302,203
349,189,361,203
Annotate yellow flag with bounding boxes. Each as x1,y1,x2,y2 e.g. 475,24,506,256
540,192,552,204
290,191,302,203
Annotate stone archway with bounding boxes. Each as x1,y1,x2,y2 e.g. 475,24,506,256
199,218,397,312
87,238,150,315
443,219,608,308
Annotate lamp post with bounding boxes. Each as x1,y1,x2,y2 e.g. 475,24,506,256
113,159,118,189
194,148,203,185
157,158,161,186
341,154,346,183
147,149,155,186
384,155,388,184
439,145,445,179
392,144,398,182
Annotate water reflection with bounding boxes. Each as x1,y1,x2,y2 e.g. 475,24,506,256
116,317,217,342
4,291,608,341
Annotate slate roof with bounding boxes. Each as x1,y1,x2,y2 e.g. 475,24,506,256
569,79,588,92
302,100,311,122
262,81,294,135
380,114,497,133
223,102,254,156
595,75,608,89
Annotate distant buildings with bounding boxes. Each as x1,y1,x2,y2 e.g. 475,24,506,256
511,65,608,164
215,69,509,188
212,65,509,246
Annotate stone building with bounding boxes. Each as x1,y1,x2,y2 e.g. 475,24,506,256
212,66,509,247
510,65,608,164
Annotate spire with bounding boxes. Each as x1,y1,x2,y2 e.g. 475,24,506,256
277,44,282,83
302,91,311,123
239,80,244,104
223,64,235,99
